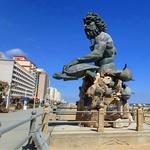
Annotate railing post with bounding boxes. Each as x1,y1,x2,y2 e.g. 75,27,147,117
123,103,130,119
29,110,37,135
97,105,104,132
136,104,144,131
0,122,1,138
25,110,37,147
42,103,49,134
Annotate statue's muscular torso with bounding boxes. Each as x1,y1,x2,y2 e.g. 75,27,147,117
77,32,116,70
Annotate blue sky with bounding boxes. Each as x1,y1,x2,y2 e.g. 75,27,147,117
0,0,150,103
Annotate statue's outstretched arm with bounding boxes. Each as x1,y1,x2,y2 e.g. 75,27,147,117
77,40,106,63
65,35,107,67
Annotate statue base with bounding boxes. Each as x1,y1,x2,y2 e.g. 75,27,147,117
76,69,131,127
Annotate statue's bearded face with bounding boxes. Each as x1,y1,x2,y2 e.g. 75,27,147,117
84,21,100,40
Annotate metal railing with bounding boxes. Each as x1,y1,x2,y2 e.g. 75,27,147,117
1,104,149,149
48,106,150,133
0,104,50,150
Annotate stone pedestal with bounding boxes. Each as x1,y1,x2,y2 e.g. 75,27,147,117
76,69,132,128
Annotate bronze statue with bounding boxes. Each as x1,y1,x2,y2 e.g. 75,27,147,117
53,12,132,82
53,12,133,126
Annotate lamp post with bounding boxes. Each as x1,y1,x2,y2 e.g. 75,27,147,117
33,95,36,109
5,83,19,109
6,83,12,109
6,90,10,109
23,89,27,110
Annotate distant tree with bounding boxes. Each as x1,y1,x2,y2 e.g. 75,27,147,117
0,81,9,112
0,81,8,103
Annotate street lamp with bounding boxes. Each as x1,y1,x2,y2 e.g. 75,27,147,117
6,83,12,109
23,89,27,110
6,83,19,109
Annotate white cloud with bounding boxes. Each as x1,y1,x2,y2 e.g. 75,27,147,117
6,48,27,58
0,51,7,59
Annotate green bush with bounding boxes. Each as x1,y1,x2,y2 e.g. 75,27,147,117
28,103,39,108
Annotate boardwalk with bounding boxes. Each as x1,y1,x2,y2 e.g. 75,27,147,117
50,124,150,150
0,108,43,150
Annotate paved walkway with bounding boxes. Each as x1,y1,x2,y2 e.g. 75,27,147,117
51,123,150,135
50,124,150,150
0,108,43,150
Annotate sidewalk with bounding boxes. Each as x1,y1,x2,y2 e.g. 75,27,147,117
0,108,43,150
49,124,150,150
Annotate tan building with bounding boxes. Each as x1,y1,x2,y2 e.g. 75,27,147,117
36,69,49,103
13,56,37,76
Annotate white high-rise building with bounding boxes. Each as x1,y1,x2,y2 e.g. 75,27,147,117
47,87,62,103
0,60,36,100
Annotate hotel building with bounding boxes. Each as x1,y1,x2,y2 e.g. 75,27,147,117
0,59,36,100
13,56,37,76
